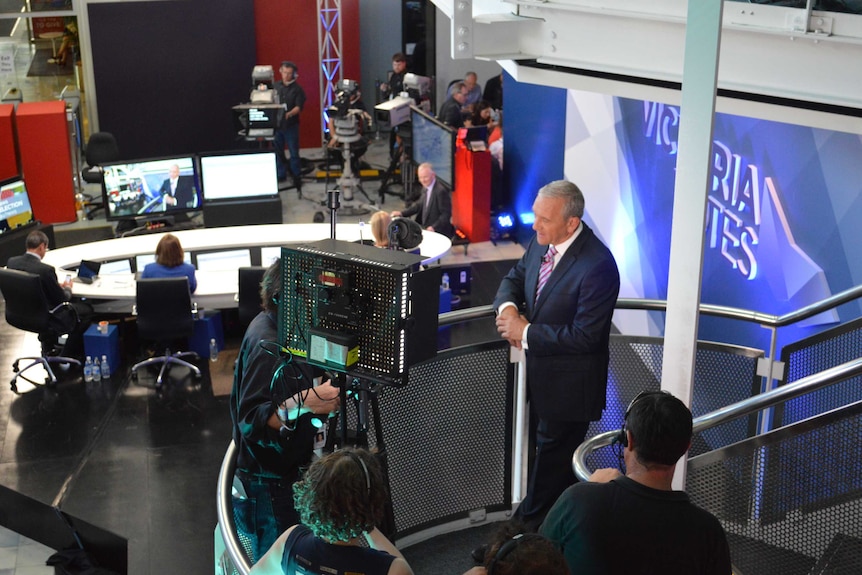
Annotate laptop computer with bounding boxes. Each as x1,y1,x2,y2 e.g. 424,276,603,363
75,260,102,284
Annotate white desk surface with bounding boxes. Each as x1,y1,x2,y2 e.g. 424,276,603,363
41,223,451,307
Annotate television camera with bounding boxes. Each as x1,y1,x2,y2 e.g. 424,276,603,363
233,65,282,139
326,79,374,208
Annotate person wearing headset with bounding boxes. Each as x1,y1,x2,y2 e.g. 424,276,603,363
465,521,568,575
273,60,306,192
230,258,341,564
251,447,413,575
539,390,731,575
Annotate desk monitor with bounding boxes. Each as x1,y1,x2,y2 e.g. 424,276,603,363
199,150,279,202
99,259,133,275
135,252,191,272
101,156,201,221
0,176,36,234
260,246,281,267
194,248,252,271
410,106,456,188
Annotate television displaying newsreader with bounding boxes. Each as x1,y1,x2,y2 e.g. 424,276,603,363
102,156,202,221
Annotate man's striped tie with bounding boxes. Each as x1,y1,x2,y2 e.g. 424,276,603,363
535,245,557,302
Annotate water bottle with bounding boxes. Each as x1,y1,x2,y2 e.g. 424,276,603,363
100,355,111,380
441,273,450,291
209,338,219,362
83,356,93,383
92,357,101,382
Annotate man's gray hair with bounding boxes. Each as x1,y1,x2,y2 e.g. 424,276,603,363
537,180,585,220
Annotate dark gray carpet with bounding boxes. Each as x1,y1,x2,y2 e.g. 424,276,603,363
401,522,500,575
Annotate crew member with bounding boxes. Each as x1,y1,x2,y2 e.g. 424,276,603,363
230,258,341,563
274,60,307,192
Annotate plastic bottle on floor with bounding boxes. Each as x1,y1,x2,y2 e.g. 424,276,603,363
100,355,111,380
210,338,219,362
83,356,93,383
92,357,101,382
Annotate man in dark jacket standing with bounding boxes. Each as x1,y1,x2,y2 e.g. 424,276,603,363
494,180,620,531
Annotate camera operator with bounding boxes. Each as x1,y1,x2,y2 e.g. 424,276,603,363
274,60,306,192
230,258,341,564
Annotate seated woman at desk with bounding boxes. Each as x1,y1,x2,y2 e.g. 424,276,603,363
141,233,197,293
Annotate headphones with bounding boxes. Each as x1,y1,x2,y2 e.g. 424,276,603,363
486,533,545,575
281,60,298,77
616,389,668,447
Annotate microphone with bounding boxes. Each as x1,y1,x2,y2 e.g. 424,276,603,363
358,220,365,244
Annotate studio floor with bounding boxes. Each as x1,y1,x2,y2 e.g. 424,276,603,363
0,138,525,574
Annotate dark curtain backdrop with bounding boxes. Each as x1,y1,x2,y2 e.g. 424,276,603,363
89,0,255,160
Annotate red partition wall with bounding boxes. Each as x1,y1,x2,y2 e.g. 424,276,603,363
254,0,362,148
453,148,492,242
15,101,76,224
0,104,16,180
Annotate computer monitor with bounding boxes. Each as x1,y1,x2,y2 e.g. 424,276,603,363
101,156,201,221
0,176,36,234
99,259,133,275
410,106,456,188
260,246,281,267
199,150,279,202
194,248,252,271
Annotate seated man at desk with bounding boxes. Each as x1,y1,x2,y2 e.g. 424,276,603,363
391,163,454,238
7,230,91,358
140,234,197,293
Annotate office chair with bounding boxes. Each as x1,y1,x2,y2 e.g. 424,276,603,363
0,268,82,393
131,277,201,388
237,266,266,331
80,131,120,219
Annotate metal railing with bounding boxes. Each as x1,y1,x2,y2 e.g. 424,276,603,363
574,356,862,481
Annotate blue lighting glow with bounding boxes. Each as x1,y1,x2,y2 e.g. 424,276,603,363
496,213,515,229
519,212,535,225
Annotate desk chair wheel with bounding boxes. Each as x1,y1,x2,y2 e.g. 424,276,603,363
10,380,17,394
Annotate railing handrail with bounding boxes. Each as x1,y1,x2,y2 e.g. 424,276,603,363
573,356,862,481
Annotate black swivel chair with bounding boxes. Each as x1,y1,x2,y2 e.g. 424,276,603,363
80,131,120,219
131,277,201,388
0,268,82,392
237,266,267,331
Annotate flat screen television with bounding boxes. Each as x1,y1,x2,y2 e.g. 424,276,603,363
194,248,252,272
199,150,279,202
0,177,36,234
101,156,201,221
410,105,456,188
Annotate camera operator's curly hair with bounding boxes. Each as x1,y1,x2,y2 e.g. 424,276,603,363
293,447,387,542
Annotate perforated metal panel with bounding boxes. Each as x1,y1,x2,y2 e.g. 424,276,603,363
779,316,862,427
342,341,513,538
688,401,862,575
278,240,434,386
586,336,762,471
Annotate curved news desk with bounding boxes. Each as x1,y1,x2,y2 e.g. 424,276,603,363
42,223,451,312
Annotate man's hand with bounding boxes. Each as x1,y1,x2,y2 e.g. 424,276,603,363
426,225,434,232
495,307,527,349
302,380,341,415
164,195,177,206
589,468,622,483
390,210,402,218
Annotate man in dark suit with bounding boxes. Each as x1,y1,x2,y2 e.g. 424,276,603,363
391,162,454,238
158,163,197,209
494,180,620,532
6,230,89,357
437,82,468,128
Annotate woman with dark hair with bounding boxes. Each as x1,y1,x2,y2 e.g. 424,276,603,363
251,447,413,575
141,233,197,293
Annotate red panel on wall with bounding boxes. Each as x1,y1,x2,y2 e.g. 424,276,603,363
15,101,76,224
453,148,492,242
0,104,17,180
253,0,362,149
